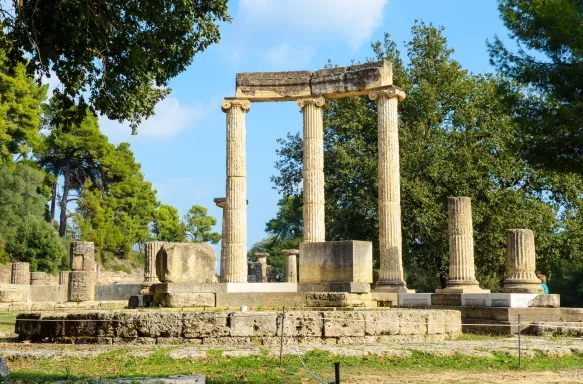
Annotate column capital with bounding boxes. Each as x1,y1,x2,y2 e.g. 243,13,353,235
282,249,300,256
368,86,406,102
222,98,251,113
296,96,327,110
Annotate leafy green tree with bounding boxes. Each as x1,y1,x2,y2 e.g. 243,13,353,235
0,37,47,163
488,0,583,174
76,143,158,258
182,205,221,244
1,0,230,131
36,103,112,236
152,204,183,242
271,22,583,291
0,163,67,271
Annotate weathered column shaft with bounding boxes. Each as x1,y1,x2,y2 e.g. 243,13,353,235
11,262,30,285
221,99,250,283
70,241,95,272
283,250,299,283
445,197,480,288
68,271,95,302
370,87,407,289
144,241,165,284
297,97,326,243
503,229,543,293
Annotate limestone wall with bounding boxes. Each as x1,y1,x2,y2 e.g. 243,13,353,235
16,309,462,345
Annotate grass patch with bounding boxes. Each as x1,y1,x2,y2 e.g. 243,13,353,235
5,347,583,383
0,312,16,334
455,333,511,341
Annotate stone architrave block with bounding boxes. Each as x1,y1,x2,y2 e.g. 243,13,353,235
236,71,311,101
322,312,365,337
183,312,230,338
311,61,393,98
156,243,218,284
230,313,278,337
299,241,373,284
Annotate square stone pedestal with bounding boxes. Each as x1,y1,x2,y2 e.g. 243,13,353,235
299,241,373,284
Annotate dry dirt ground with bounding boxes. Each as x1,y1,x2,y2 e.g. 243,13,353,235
344,370,583,384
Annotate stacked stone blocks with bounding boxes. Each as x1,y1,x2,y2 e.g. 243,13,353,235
68,241,95,302
16,309,461,345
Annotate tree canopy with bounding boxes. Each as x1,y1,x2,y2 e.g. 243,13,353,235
270,22,583,291
0,0,230,131
489,0,583,174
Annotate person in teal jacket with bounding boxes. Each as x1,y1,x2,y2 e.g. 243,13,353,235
537,274,549,294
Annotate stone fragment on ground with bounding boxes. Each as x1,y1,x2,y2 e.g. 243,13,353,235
0,357,8,378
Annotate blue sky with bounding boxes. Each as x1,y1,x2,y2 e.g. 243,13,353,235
90,0,512,260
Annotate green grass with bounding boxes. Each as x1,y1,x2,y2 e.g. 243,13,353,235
0,312,16,335
5,348,583,383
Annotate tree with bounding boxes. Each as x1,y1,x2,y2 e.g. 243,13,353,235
0,36,46,163
1,0,230,131
76,143,158,258
152,204,183,242
488,0,583,174
182,205,221,244
36,103,112,236
0,163,67,271
271,22,583,291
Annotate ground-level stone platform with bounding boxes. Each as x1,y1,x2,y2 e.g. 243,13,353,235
15,308,461,345
0,300,127,312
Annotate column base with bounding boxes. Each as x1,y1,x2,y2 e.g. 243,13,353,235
502,280,544,294
436,286,490,293
374,282,415,293
140,283,153,295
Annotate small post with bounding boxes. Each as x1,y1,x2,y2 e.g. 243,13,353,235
334,362,340,384
279,307,286,368
518,314,522,368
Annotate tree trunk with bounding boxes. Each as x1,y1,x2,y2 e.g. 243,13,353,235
50,178,57,223
59,159,71,237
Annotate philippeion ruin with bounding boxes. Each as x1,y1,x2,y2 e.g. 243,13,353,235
2,61,579,348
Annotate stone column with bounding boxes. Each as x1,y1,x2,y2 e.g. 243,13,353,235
30,272,47,286
255,252,269,283
503,229,543,293
437,197,489,293
58,271,70,286
221,99,250,283
282,249,299,283
214,198,227,281
68,271,95,302
11,262,30,285
69,241,96,301
297,97,326,243
70,241,95,272
369,87,411,292
141,241,165,294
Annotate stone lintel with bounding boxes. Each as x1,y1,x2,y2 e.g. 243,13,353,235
233,60,394,102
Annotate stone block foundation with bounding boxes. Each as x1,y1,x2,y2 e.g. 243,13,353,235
15,309,461,345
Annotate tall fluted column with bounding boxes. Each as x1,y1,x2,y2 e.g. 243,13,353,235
141,241,165,294
437,197,489,293
297,97,326,243
283,249,299,283
369,87,410,292
503,229,543,293
221,99,250,283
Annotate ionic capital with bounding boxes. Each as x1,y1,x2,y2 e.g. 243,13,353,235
368,86,406,102
222,99,251,113
296,96,327,110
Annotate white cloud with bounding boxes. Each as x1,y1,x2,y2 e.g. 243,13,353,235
264,43,315,68
99,96,206,141
238,0,387,50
